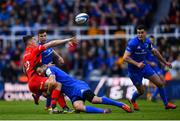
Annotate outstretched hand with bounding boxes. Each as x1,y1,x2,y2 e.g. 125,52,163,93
165,62,172,69
68,37,79,47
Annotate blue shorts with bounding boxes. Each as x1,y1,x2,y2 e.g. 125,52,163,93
128,64,155,86
71,89,91,103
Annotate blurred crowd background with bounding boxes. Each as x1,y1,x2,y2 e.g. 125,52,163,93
0,0,179,83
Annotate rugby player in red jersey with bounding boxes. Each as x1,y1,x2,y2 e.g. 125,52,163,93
22,35,76,113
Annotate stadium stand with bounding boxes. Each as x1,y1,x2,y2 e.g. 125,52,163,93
0,0,179,84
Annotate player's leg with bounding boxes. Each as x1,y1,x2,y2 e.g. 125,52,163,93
82,90,132,113
151,68,165,102
57,93,73,113
32,93,41,105
128,72,144,110
73,100,111,113
147,73,176,109
45,96,51,110
151,87,159,102
44,80,62,110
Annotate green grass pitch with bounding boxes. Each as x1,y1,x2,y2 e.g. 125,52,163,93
0,100,180,120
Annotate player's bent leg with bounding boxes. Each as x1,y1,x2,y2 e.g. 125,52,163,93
73,100,110,113
148,74,176,109
91,96,132,113
82,90,132,113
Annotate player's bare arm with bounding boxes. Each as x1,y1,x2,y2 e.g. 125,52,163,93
43,37,76,49
123,51,145,68
152,48,172,68
45,74,62,95
52,50,64,64
146,60,156,67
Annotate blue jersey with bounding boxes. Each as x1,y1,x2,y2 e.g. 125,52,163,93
45,66,90,101
126,36,153,72
39,42,53,64
41,48,53,64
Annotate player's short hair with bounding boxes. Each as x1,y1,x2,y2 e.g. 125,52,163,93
38,29,47,35
34,63,43,71
136,25,146,31
149,35,154,39
23,35,34,46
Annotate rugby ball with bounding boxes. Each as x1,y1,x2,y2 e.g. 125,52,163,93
75,13,89,24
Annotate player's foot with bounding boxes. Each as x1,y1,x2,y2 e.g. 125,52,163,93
32,94,39,105
45,106,52,111
121,104,133,113
165,102,177,109
49,107,61,114
62,107,75,114
128,99,139,111
103,108,112,114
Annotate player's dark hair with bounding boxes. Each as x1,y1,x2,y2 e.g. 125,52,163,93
136,25,146,31
34,63,43,71
38,29,47,35
22,35,34,46
149,35,154,39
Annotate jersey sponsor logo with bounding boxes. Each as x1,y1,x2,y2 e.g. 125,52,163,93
134,51,147,54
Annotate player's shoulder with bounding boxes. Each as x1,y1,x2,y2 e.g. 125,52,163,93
128,36,139,46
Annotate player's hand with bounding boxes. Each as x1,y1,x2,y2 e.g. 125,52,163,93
165,62,172,69
137,61,145,68
150,62,156,67
68,37,79,46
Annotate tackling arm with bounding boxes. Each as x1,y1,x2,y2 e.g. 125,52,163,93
52,50,64,65
43,37,76,49
152,48,172,68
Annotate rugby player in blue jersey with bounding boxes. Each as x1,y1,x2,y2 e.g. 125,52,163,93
32,29,71,113
34,63,132,114
123,25,176,110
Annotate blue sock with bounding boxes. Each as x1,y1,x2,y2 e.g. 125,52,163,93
152,87,159,99
131,91,140,102
85,106,104,113
46,97,51,107
101,96,124,107
158,87,168,106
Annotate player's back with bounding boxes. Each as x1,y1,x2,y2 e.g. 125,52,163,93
47,66,90,99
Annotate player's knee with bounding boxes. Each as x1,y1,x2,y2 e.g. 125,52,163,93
73,102,84,111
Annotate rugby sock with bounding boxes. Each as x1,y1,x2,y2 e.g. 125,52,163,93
101,96,124,107
152,88,159,100
51,89,60,109
57,93,66,108
46,97,51,108
131,91,140,102
158,87,168,106
85,106,104,113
